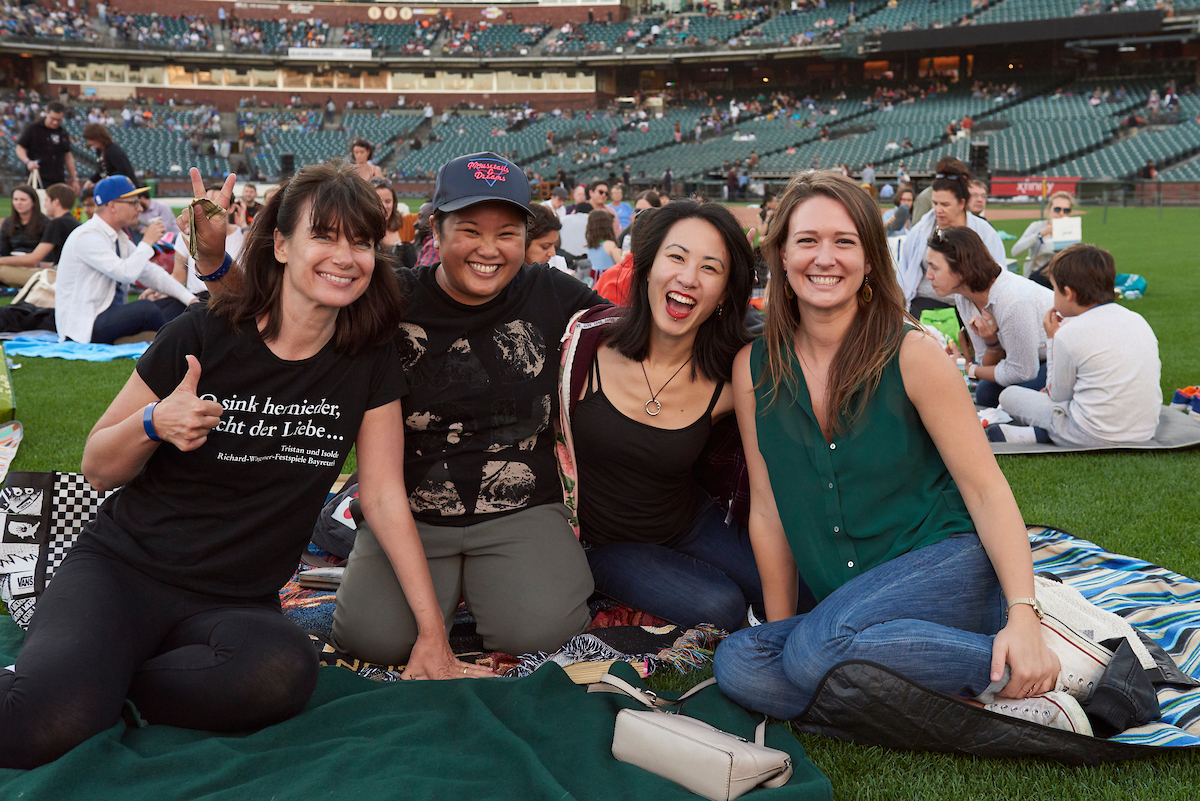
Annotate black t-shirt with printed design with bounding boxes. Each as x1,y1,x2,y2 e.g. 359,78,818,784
16,120,72,185
81,305,405,599
396,263,602,527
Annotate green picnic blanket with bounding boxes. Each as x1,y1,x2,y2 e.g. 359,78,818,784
0,618,831,800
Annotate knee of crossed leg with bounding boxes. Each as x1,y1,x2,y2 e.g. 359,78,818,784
687,584,747,633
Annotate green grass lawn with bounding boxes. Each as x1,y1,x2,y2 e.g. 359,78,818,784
5,206,1200,796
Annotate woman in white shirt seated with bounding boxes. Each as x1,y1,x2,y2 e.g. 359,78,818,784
896,160,1006,318
1010,191,1074,287
924,226,1054,409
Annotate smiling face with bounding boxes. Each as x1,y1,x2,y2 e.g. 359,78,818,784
273,200,376,310
646,217,730,337
931,189,967,230
525,231,558,265
242,184,258,204
780,196,869,315
924,248,962,298
434,201,528,306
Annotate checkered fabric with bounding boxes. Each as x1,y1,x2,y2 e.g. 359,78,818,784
44,473,112,589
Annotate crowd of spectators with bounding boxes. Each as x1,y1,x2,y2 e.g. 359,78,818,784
341,23,380,50
440,21,550,56
109,11,214,50
0,2,100,43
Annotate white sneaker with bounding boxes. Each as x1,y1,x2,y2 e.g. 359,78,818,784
1042,611,1113,702
985,692,1093,736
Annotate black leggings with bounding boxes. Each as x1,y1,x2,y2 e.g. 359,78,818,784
0,543,318,769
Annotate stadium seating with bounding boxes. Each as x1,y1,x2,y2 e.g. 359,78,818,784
854,0,979,31
1045,126,1200,178
253,111,424,175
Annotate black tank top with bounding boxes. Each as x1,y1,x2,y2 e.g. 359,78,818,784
574,351,724,547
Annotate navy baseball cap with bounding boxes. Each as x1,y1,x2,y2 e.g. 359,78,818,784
432,152,531,218
94,175,148,206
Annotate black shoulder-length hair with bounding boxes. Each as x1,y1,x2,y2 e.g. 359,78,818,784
606,199,753,383
210,161,402,356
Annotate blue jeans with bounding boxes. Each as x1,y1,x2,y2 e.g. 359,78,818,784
585,497,766,632
713,533,1004,719
90,298,185,344
975,361,1047,409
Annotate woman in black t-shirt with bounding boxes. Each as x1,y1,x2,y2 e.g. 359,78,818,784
80,123,138,194
0,163,489,771
558,200,767,632
0,185,47,257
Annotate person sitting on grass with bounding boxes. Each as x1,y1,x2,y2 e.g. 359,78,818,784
1011,191,1074,287
993,244,1161,446
924,226,1054,409
55,176,197,344
712,171,1102,738
0,162,485,771
0,183,79,287
559,200,768,632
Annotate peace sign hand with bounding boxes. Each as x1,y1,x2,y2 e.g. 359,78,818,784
179,168,236,270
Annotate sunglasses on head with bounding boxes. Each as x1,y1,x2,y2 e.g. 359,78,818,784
1052,206,1071,213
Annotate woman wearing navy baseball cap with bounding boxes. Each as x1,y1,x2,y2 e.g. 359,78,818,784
332,153,609,664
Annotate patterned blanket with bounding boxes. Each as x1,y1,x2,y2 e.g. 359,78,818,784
1030,526,1200,746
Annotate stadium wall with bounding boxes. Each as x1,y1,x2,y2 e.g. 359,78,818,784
877,9,1164,52
119,0,626,27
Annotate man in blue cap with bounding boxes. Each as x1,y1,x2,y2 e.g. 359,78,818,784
332,153,607,665
55,176,197,344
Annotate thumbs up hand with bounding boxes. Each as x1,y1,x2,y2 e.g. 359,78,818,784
151,356,224,451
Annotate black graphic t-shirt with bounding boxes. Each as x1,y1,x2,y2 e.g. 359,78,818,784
40,214,80,264
83,305,405,599
17,121,72,185
397,263,602,526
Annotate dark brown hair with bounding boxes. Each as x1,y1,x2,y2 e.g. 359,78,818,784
527,202,562,241
82,122,114,148
931,157,970,203
636,190,662,208
1046,244,1116,307
350,138,374,160
925,226,1000,293
45,182,76,211
210,161,401,356
585,208,614,249
606,199,753,383
760,171,913,434
4,185,46,241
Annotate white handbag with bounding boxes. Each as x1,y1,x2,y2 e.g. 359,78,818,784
589,673,793,801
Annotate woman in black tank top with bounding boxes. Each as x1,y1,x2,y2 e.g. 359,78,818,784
559,200,765,632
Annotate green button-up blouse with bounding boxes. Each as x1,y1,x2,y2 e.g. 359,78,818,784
749,335,974,602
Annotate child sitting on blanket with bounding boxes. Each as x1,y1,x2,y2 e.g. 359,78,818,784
991,245,1161,446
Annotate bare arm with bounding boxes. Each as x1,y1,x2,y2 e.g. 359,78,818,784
355,400,494,680
733,345,800,621
15,144,31,168
82,356,224,492
0,241,52,268
899,330,1057,696
65,152,78,185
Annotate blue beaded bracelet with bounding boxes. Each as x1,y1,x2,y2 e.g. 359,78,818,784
196,252,233,283
143,402,162,443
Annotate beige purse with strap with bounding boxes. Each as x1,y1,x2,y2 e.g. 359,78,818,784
13,268,56,309
589,673,793,801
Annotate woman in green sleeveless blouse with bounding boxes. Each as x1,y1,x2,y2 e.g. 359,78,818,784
712,172,1094,736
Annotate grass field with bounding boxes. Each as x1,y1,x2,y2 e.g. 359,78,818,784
4,204,1200,796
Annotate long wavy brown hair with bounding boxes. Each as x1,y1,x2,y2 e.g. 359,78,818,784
759,170,915,435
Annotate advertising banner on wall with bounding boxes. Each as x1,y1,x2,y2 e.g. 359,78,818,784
990,177,1082,198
